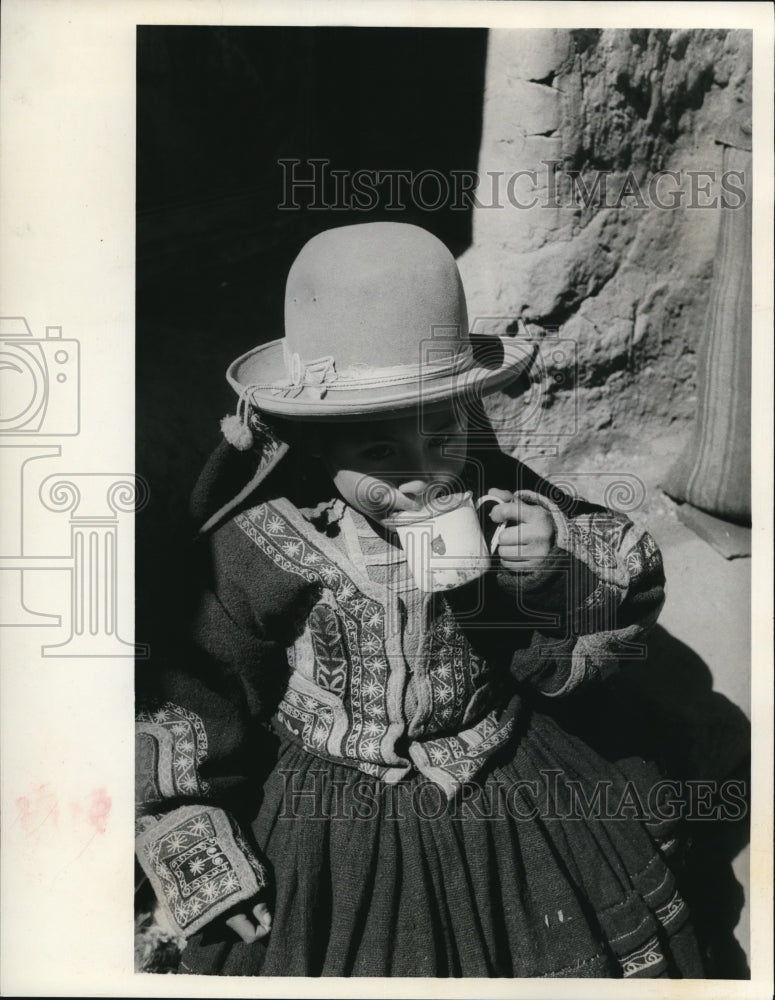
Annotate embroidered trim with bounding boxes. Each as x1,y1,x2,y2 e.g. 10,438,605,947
235,502,394,771
524,489,649,592
308,602,349,697
136,702,210,801
620,936,666,977
136,805,267,937
279,684,337,757
655,890,686,928
425,601,487,732
525,501,664,699
409,707,517,797
236,500,513,794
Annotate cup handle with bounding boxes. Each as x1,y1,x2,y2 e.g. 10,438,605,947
475,494,509,556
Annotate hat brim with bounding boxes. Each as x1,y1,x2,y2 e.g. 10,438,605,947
227,335,536,419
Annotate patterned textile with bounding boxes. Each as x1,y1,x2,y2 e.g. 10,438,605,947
664,138,752,525
136,703,268,936
239,498,521,794
230,494,662,797
136,702,210,803
137,804,267,937
500,495,665,697
137,472,673,954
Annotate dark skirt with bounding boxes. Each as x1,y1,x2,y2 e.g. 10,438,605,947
179,705,704,977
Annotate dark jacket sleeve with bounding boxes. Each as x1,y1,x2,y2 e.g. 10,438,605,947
453,453,665,698
498,484,666,696
135,514,316,938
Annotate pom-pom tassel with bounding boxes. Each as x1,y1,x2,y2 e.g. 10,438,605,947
221,413,254,451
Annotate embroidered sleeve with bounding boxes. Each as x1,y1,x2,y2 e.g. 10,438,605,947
134,518,307,938
136,701,269,937
503,490,665,697
136,803,268,937
136,702,210,804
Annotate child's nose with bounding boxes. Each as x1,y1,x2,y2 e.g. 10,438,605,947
397,480,429,503
398,450,438,492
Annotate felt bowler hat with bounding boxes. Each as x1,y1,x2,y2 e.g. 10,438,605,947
226,222,534,419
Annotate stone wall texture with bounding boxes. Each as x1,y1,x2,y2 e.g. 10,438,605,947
458,28,752,472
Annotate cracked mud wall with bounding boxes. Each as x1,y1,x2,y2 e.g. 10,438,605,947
458,28,752,469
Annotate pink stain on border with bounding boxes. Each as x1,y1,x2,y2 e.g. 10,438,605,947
87,787,111,833
14,785,110,835
15,783,60,833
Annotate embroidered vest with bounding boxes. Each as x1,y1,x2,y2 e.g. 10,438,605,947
234,499,518,797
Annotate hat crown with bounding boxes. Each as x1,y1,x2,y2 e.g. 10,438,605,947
225,221,533,418
284,223,468,371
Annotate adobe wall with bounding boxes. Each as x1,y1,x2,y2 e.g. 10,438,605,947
458,28,752,472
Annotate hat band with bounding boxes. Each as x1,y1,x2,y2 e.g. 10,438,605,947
243,343,475,401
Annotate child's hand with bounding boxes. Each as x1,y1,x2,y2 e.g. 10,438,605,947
486,488,555,574
225,899,272,944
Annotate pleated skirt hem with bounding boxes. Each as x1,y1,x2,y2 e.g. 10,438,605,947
179,708,705,978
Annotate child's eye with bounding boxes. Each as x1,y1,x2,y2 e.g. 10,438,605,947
361,444,394,461
428,435,451,448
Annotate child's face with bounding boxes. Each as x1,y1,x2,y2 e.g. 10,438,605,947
316,402,469,522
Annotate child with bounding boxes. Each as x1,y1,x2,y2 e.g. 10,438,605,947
136,223,704,977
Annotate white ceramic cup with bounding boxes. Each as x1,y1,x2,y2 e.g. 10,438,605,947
383,490,508,592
